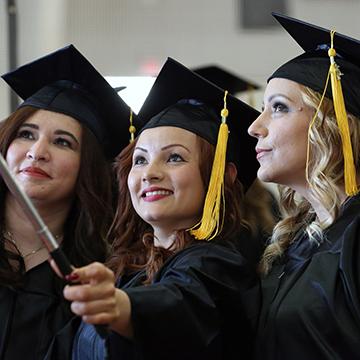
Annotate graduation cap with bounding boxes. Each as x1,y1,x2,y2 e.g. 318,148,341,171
269,13,360,196
138,57,259,240
2,45,135,158
193,65,260,95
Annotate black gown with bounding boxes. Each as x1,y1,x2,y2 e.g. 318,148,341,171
256,194,360,360
0,261,73,360
48,235,260,360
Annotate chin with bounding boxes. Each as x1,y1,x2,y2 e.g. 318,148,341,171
140,211,166,224
257,167,276,184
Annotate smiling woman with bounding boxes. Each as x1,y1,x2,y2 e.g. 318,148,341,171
56,57,262,360
0,45,132,360
6,110,82,204
128,126,206,245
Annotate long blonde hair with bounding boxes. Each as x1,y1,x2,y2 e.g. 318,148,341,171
260,85,360,275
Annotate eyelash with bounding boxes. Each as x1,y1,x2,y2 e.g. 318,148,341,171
133,155,147,165
272,102,289,113
168,153,184,162
133,153,185,166
16,130,73,149
16,129,34,140
53,138,73,148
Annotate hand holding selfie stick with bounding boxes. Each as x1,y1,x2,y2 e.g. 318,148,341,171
0,153,110,345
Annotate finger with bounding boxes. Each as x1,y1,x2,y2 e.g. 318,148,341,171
63,281,115,302
69,262,115,285
70,298,118,317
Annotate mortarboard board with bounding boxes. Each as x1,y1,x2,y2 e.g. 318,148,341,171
192,65,260,95
2,45,135,158
269,12,360,119
137,57,260,240
269,13,360,196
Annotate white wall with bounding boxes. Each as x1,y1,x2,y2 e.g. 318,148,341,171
0,0,67,119
1,0,360,119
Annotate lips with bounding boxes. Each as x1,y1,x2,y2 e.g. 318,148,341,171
141,187,173,202
20,166,51,178
255,147,272,160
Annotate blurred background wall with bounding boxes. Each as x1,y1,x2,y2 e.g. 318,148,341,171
1,0,360,119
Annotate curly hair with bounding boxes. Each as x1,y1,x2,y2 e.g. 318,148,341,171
259,85,360,275
106,134,246,283
0,106,114,287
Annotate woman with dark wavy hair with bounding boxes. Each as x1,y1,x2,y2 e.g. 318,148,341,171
248,13,360,359
63,58,261,360
0,45,131,360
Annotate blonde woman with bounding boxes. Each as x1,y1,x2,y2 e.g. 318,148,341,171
248,14,360,359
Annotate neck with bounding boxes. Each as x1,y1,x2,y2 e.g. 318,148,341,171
152,227,177,249
4,193,71,270
293,183,347,223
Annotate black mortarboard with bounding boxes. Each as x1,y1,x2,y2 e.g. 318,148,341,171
269,12,360,118
2,45,135,158
138,57,260,240
138,57,259,190
192,65,260,95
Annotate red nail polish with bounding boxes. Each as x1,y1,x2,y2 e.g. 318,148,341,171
65,273,79,282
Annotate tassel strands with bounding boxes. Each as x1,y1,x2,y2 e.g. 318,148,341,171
190,91,230,240
328,30,358,196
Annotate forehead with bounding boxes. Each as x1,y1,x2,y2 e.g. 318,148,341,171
24,109,82,134
265,78,304,101
136,126,199,148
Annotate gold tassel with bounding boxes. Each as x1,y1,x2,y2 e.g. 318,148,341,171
128,109,136,143
190,91,229,240
328,30,358,195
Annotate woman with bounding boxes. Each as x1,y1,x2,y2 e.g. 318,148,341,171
0,45,132,359
61,58,261,360
248,14,360,359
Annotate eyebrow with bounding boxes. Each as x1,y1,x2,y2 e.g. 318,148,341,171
135,143,191,153
20,123,80,145
267,93,294,103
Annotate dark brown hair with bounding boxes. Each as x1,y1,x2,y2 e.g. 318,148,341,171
106,134,245,283
0,106,114,287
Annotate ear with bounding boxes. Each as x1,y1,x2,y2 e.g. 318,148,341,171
226,162,237,184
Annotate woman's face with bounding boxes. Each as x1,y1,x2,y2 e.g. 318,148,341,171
248,78,313,189
128,126,206,231
6,109,82,206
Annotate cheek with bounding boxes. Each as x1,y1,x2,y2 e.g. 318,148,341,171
5,143,24,168
178,168,204,198
127,169,139,200
58,156,81,182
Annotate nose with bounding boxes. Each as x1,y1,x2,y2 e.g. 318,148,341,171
142,162,163,183
248,111,268,139
26,138,50,162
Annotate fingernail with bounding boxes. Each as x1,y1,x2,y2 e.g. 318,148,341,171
65,273,79,282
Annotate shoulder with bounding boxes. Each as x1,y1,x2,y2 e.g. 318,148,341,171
154,240,256,285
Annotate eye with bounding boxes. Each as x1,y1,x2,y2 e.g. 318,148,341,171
16,129,35,140
272,102,289,113
133,155,147,166
54,137,73,148
168,153,185,163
